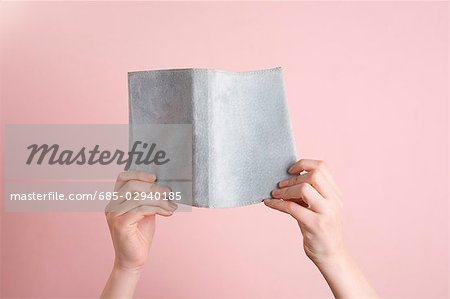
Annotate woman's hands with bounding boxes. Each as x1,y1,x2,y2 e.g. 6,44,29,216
101,171,177,299
265,159,378,299
100,165,377,299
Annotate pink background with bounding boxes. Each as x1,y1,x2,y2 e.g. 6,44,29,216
1,2,448,298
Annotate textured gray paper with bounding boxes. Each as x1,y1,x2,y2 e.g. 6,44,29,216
128,67,297,208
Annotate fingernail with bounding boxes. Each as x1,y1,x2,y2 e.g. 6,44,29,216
278,179,288,188
145,172,156,180
169,202,178,210
271,189,281,197
288,165,295,173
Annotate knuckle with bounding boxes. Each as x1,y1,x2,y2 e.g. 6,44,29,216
149,183,161,192
288,177,297,186
310,171,320,184
285,201,297,214
137,205,151,213
274,192,283,200
155,184,171,193
138,171,156,182
127,181,150,193
298,183,309,194
117,171,129,181
149,199,164,208
159,208,173,216
136,171,151,181
120,183,133,194
134,170,145,177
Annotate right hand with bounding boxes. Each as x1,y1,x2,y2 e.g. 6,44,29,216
264,159,346,266
105,171,178,273
265,159,378,298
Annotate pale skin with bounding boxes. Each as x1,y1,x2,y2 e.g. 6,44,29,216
101,159,378,299
265,159,378,299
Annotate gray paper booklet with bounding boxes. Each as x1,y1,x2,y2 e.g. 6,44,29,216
128,67,296,208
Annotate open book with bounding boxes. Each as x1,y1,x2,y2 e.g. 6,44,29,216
128,67,296,208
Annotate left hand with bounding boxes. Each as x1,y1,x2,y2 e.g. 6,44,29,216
105,171,178,273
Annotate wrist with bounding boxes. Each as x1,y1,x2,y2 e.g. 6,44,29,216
313,250,353,272
101,260,142,299
312,250,379,298
113,260,144,276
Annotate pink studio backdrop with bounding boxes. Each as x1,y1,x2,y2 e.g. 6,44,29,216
0,2,448,299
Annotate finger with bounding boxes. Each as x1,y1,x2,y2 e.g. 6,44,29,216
120,206,175,224
278,171,313,188
277,171,337,199
288,159,324,174
271,183,325,213
106,182,172,212
118,182,171,204
114,197,178,215
114,171,157,191
107,181,159,210
264,199,314,223
287,159,343,197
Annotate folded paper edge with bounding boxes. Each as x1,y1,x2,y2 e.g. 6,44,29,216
128,66,283,77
